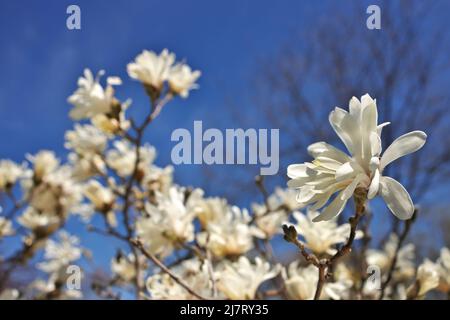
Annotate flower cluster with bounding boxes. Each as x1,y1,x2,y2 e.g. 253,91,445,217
0,50,446,302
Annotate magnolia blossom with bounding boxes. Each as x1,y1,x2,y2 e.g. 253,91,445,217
191,196,228,228
365,234,415,281
282,262,352,300
0,160,26,191
18,207,60,231
111,252,147,282
106,140,156,177
26,150,59,181
127,49,175,89
32,270,82,299
288,210,363,255
413,260,440,297
216,257,279,300
65,124,107,155
197,206,262,258
168,63,201,98
68,69,121,120
288,94,427,222
136,187,197,257
141,164,174,195
146,259,213,299
0,217,14,238
251,188,302,238
436,247,450,290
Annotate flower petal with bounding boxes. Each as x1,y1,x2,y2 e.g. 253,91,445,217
380,131,427,171
367,168,380,199
379,176,414,220
313,190,348,222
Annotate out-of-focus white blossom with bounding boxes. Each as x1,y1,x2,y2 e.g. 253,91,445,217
288,94,426,221
127,49,175,90
288,210,363,255
411,260,439,297
26,150,59,181
198,206,262,258
32,271,82,299
136,187,196,257
18,207,60,232
282,262,352,300
65,124,107,155
216,257,279,300
168,63,201,98
68,69,121,121
141,164,174,196
0,289,19,300
106,140,156,177
0,160,26,191
366,234,415,279
146,259,213,299
111,252,147,282
37,231,82,273
436,247,450,291
0,217,14,238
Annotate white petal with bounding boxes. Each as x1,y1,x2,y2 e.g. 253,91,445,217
287,163,316,179
307,142,350,163
329,107,359,156
341,174,364,201
367,169,380,199
380,131,427,171
377,122,390,136
313,190,348,222
379,176,414,220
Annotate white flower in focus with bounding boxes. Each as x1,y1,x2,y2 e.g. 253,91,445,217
127,49,175,89
38,231,82,273
68,69,121,120
0,160,26,191
136,187,196,257
168,63,201,98
197,206,261,258
288,210,363,255
146,259,213,299
0,217,14,238
413,259,439,297
282,262,352,300
287,94,427,222
106,140,156,177
216,257,279,300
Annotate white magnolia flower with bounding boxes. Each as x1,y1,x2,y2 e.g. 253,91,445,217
111,252,147,282
216,257,279,300
65,124,107,155
0,217,14,238
32,271,82,299
288,94,427,221
38,231,82,273
26,150,60,181
83,180,115,212
191,196,228,228
197,206,262,258
288,210,363,255
365,234,415,280
0,289,19,300
0,160,26,191
127,49,175,89
168,63,201,98
18,207,60,231
437,247,450,290
136,187,196,257
68,69,121,120
414,259,439,297
106,140,156,177
282,262,352,300
68,152,106,181
141,164,174,196
146,259,212,299
22,165,82,217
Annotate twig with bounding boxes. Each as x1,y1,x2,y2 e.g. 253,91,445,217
131,239,208,300
378,209,417,300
